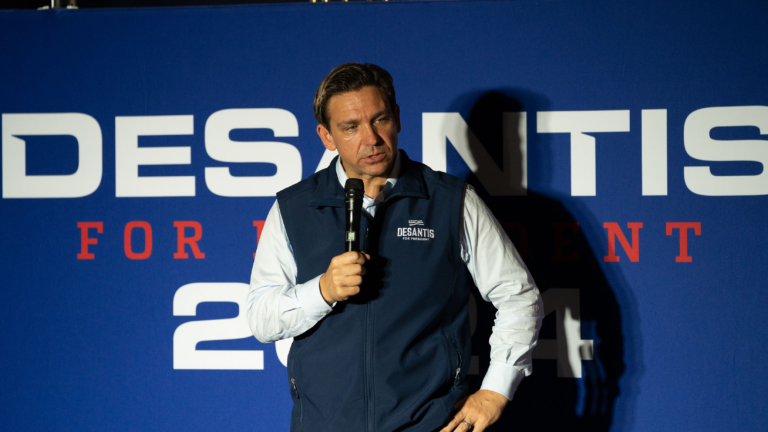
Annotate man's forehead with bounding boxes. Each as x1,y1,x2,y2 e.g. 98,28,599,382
327,86,389,120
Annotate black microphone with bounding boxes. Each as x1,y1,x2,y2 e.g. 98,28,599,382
344,178,364,252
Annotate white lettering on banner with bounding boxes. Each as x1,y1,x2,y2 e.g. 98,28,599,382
169,283,589,376
5,105,768,198
684,105,768,196
422,112,527,196
537,110,631,196
173,282,264,370
532,288,594,378
115,115,195,197
642,109,668,196
204,108,302,196
2,113,102,198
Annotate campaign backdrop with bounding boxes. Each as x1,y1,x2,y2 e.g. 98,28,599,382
1,1,767,430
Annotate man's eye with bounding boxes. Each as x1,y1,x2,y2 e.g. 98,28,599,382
346,125,357,131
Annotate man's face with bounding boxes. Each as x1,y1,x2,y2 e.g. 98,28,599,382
317,85,401,181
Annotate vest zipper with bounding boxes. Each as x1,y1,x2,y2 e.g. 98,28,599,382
361,216,375,432
291,377,303,421
291,352,303,424
366,303,374,431
454,346,462,384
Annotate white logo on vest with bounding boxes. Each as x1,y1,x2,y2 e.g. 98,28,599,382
398,220,434,241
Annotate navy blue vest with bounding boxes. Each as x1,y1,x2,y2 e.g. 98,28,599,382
277,151,473,432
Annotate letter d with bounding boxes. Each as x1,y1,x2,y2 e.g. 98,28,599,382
2,113,102,198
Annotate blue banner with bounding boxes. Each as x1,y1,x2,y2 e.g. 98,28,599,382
1,1,766,430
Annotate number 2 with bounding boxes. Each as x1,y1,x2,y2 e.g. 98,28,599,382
173,282,264,370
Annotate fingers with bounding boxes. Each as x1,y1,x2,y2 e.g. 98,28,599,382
338,275,363,288
321,251,370,303
336,251,368,265
441,416,487,432
441,391,504,432
330,264,365,281
440,416,477,432
440,416,462,432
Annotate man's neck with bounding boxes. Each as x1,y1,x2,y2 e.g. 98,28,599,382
339,152,399,198
359,175,389,198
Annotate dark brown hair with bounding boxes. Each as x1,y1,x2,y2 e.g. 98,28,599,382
313,62,397,130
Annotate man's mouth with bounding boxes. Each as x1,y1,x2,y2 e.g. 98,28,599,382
364,153,386,163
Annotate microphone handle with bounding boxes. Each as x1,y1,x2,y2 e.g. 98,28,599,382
345,196,362,252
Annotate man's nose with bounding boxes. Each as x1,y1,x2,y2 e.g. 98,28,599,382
360,123,380,146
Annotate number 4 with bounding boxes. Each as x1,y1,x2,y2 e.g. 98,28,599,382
532,288,594,378
173,283,264,370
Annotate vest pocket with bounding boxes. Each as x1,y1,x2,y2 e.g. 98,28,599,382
290,358,303,423
452,341,462,386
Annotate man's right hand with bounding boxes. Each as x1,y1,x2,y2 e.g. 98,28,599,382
319,251,370,305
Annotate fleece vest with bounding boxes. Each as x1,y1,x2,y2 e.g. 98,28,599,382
277,151,473,432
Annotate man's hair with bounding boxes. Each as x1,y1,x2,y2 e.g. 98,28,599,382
313,62,397,130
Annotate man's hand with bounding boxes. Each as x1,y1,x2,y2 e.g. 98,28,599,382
319,251,370,305
440,390,508,432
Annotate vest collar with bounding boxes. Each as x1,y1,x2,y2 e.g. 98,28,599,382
308,150,428,208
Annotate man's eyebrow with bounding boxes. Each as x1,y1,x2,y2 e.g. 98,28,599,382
336,119,359,128
372,109,390,119
335,110,391,129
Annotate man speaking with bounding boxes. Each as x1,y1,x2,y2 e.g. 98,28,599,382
247,63,543,432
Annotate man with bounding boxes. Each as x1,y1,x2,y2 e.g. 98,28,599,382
247,63,543,432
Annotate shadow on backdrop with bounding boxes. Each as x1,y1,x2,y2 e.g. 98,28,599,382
446,90,642,431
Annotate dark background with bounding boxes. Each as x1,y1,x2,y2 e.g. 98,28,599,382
3,0,378,9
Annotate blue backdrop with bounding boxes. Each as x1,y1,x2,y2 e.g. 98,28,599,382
1,0,767,430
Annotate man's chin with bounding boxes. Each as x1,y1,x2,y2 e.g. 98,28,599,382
362,159,393,178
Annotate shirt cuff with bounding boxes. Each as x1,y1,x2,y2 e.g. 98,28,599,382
295,274,333,320
480,362,525,401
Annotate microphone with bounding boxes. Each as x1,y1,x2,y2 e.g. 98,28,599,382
344,178,364,252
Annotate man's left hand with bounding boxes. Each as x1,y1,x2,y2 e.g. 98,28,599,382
440,390,508,432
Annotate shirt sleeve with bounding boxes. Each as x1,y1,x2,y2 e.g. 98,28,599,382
460,185,544,401
246,201,334,343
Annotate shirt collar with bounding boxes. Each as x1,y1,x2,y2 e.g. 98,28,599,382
335,150,401,204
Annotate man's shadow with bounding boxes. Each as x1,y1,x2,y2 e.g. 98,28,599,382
446,90,643,431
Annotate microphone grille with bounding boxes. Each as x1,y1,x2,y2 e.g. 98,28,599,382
344,179,364,197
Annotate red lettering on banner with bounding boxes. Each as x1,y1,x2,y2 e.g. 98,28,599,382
124,221,153,260
77,222,103,260
666,222,701,262
173,221,205,259
501,222,527,258
253,220,265,258
553,222,580,262
603,222,643,262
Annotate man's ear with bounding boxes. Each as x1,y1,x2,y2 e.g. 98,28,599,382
317,124,337,151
